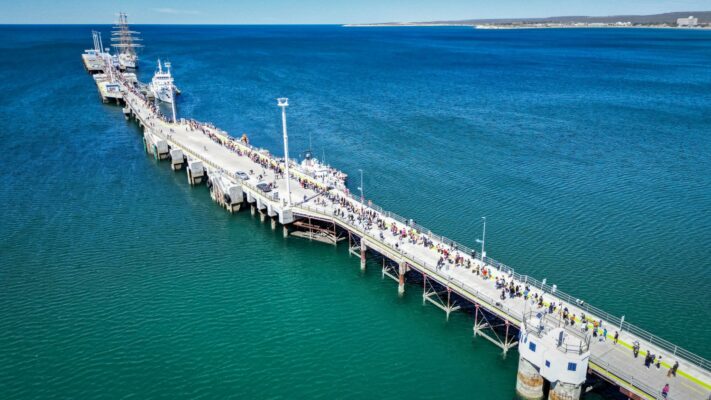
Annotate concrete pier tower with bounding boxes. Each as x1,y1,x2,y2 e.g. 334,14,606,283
517,310,590,400
516,356,544,400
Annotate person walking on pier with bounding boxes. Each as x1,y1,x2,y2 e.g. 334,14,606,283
668,361,679,377
661,383,670,399
645,352,655,368
613,330,619,344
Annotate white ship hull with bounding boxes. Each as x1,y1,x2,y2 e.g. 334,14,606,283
118,54,138,69
149,59,175,104
152,86,173,103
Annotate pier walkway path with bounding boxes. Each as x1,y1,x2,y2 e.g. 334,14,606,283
110,69,710,400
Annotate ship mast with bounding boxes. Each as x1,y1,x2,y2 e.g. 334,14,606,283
111,12,143,65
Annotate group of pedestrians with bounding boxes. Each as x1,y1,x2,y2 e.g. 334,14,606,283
114,65,699,400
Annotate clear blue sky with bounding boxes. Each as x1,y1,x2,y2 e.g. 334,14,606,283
1,0,708,24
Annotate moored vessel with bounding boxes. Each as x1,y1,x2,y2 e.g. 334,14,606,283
149,59,177,103
111,13,142,70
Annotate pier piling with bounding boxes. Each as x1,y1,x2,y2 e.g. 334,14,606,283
360,239,366,271
398,262,406,296
516,357,544,400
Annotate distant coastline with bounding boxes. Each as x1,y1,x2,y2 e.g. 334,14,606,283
344,10,711,30
344,23,711,30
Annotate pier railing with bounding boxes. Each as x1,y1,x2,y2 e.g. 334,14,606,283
325,191,711,371
522,311,591,354
121,77,710,372
589,356,680,400
296,204,684,400
296,203,526,322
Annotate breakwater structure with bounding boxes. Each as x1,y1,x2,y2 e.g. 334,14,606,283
81,29,711,400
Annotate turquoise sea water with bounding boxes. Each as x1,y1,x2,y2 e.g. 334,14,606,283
1,25,710,398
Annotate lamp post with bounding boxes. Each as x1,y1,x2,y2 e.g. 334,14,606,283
166,61,177,123
358,168,364,203
170,84,177,123
476,216,486,262
277,98,292,206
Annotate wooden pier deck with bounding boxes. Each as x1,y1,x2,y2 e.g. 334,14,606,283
95,65,710,400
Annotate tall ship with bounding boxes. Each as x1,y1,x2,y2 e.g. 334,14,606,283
111,13,142,70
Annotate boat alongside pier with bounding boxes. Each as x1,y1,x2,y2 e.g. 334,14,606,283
83,32,711,400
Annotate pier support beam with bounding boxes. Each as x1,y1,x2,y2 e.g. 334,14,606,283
186,160,204,185
278,209,294,225
283,226,289,238
260,212,266,223
422,273,427,305
271,218,276,230
516,357,544,400
548,381,581,400
227,186,243,213
422,274,460,318
170,149,184,171
398,262,406,296
251,205,256,216
360,239,367,271
473,305,517,356
348,232,361,258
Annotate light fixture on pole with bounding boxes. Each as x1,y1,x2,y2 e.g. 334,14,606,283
358,169,364,204
277,97,292,207
475,216,486,261
166,61,177,123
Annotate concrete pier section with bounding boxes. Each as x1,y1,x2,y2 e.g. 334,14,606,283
516,357,544,400
85,43,711,400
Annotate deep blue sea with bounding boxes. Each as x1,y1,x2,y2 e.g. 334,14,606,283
1,25,710,399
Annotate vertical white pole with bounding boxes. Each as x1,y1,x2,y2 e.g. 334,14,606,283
279,98,292,206
359,169,364,203
105,52,114,82
481,216,486,260
170,85,177,123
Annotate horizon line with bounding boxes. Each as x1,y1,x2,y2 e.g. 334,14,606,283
2,10,709,26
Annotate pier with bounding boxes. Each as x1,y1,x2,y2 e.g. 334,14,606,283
84,47,710,400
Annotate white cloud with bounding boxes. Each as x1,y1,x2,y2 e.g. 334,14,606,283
152,8,200,15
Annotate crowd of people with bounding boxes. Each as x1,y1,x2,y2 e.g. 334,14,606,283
311,184,690,398
113,69,692,400
114,69,345,195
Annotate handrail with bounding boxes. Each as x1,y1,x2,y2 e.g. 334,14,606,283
117,69,710,372
294,204,680,400
319,190,710,371
590,356,678,400
522,311,591,354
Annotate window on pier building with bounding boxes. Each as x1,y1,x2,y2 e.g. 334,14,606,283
545,360,550,368
567,362,577,371
529,342,536,352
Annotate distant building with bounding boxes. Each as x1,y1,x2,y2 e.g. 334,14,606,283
677,16,699,27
